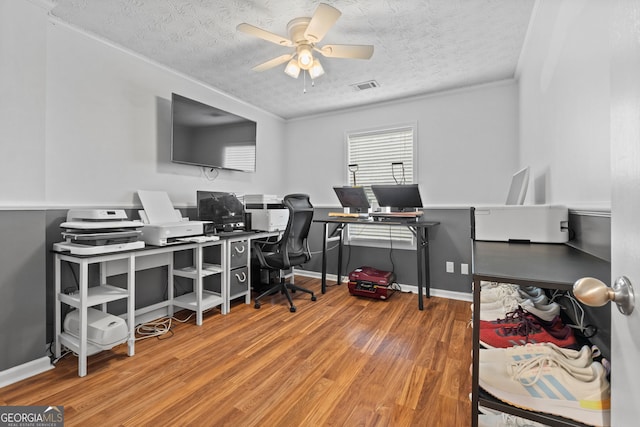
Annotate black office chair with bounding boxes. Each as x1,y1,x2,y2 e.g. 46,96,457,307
253,194,317,312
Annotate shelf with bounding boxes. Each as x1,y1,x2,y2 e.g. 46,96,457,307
59,331,128,356
478,392,592,427
471,242,611,427
172,290,223,311
173,263,223,279
59,284,129,308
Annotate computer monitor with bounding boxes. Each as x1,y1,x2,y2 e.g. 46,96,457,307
505,166,530,205
333,186,370,213
371,184,423,211
197,191,245,231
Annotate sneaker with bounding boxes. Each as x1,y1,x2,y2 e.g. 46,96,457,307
479,343,596,369
479,316,577,349
480,299,534,321
480,303,561,328
481,283,521,303
479,355,610,426
479,412,549,427
518,286,546,300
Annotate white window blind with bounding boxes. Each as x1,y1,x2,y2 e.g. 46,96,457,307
347,126,416,244
223,145,255,172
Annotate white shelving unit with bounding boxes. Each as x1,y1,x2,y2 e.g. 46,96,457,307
54,251,136,378
171,241,226,324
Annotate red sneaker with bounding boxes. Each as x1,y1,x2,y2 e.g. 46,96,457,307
480,315,577,349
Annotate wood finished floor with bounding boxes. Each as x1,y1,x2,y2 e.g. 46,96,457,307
1,277,473,426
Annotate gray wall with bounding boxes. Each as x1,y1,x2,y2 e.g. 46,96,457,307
0,211,46,371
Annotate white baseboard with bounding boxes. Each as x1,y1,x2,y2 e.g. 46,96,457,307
294,269,472,302
0,356,53,388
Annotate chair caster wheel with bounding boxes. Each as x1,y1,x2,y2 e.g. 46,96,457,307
290,306,296,313
254,303,261,309
311,295,317,301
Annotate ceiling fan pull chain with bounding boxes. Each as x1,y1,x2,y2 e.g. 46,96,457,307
303,70,307,94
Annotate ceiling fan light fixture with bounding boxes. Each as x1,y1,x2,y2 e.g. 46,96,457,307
284,59,301,78
309,59,325,79
297,45,314,70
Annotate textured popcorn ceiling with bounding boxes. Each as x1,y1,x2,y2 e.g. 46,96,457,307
50,0,536,119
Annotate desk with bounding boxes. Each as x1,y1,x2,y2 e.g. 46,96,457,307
53,230,277,377
314,216,439,310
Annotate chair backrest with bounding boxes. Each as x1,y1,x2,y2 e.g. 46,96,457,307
281,193,314,267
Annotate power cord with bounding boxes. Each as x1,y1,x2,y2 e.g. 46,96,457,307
135,313,195,341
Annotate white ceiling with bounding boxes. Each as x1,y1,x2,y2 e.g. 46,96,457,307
49,0,536,120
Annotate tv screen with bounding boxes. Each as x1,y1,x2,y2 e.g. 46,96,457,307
171,93,257,172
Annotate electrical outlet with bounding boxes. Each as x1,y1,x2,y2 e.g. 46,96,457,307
446,261,454,273
461,263,469,275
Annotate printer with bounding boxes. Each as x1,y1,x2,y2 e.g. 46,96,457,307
53,209,145,255
137,190,210,246
64,307,129,355
474,205,569,243
244,194,289,232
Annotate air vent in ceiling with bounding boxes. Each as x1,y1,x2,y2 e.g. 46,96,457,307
351,80,379,91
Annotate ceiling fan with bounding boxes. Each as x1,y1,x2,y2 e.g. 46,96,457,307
236,3,374,80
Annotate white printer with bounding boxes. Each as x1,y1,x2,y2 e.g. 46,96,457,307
244,194,289,232
474,205,569,243
137,190,210,246
53,209,145,255
64,307,128,355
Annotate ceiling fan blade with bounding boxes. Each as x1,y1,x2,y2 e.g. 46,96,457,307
236,23,293,47
304,3,341,43
252,54,294,72
318,44,374,59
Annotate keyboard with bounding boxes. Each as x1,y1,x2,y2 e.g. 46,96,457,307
328,212,369,219
369,211,423,218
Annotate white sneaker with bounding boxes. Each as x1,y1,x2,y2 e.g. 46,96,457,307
481,283,521,303
479,354,611,426
523,302,561,323
479,412,549,427
479,343,596,368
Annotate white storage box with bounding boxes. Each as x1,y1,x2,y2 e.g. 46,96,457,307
474,205,569,243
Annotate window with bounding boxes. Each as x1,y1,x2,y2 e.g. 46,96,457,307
346,125,417,246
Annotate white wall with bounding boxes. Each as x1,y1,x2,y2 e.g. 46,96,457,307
518,0,611,208
285,81,520,207
0,0,48,206
1,1,288,209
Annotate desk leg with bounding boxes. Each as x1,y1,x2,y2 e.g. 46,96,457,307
423,228,431,299
416,227,430,310
54,255,62,359
78,261,88,377
321,223,329,294
127,255,135,356
337,225,344,286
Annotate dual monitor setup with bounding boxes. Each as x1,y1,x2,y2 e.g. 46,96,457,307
333,184,423,214
333,166,530,214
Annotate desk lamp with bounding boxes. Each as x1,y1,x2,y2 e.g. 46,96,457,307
348,164,359,186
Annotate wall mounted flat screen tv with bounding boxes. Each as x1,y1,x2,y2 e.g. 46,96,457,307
171,93,257,172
